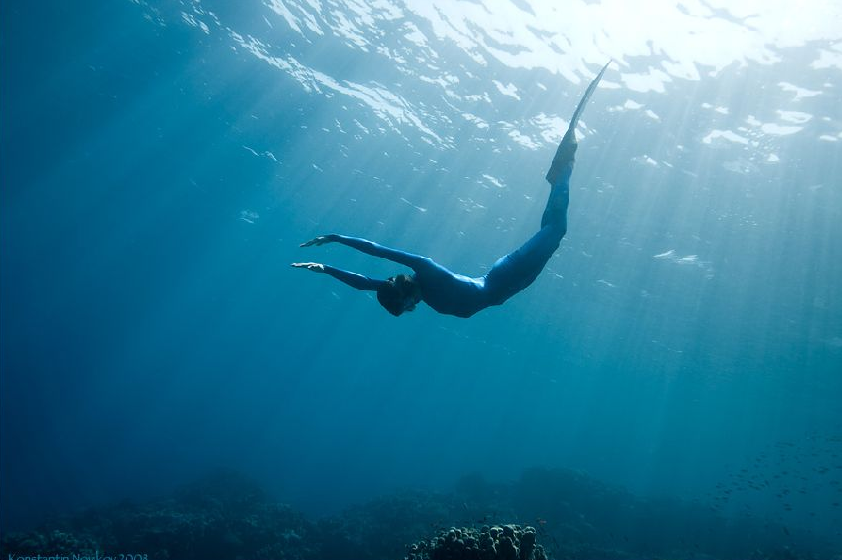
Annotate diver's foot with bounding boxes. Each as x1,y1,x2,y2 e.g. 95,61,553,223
545,128,577,184
558,128,578,161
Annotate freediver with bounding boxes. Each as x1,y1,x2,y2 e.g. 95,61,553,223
292,61,611,318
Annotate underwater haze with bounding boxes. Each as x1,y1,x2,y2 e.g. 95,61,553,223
2,0,842,557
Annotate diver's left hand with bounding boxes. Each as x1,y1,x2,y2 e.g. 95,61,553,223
300,234,337,247
291,262,325,272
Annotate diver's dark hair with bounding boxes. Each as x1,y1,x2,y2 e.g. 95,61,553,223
376,274,415,316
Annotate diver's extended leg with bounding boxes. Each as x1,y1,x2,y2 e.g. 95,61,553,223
541,162,571,230
482,62,611,305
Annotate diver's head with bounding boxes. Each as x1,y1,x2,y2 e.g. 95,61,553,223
376,274,421,316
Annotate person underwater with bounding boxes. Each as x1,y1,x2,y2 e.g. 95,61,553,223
292,61,611,318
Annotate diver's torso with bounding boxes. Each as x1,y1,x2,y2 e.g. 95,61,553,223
415,263,489,318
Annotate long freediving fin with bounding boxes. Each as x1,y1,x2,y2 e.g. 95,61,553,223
546,60,612,184
569,59,611,131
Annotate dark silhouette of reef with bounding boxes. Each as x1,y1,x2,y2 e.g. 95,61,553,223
1,468,837,560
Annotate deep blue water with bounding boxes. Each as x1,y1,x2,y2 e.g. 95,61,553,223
2,0,841,553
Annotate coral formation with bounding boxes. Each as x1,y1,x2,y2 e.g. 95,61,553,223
405,524,547,560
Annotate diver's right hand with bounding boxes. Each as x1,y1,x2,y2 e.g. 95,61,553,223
300,234,337,247
291,262,325,272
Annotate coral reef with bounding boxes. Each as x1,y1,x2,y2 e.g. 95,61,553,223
405,524,547,560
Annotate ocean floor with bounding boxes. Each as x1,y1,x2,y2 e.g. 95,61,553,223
1,468,835,560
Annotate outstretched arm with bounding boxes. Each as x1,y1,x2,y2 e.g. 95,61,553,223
301,234,432,272
291,262,384,291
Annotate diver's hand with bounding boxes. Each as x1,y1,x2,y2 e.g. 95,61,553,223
300,234,338,247
291,262,325,272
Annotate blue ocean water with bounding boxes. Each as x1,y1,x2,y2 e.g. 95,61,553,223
1,0,841,556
